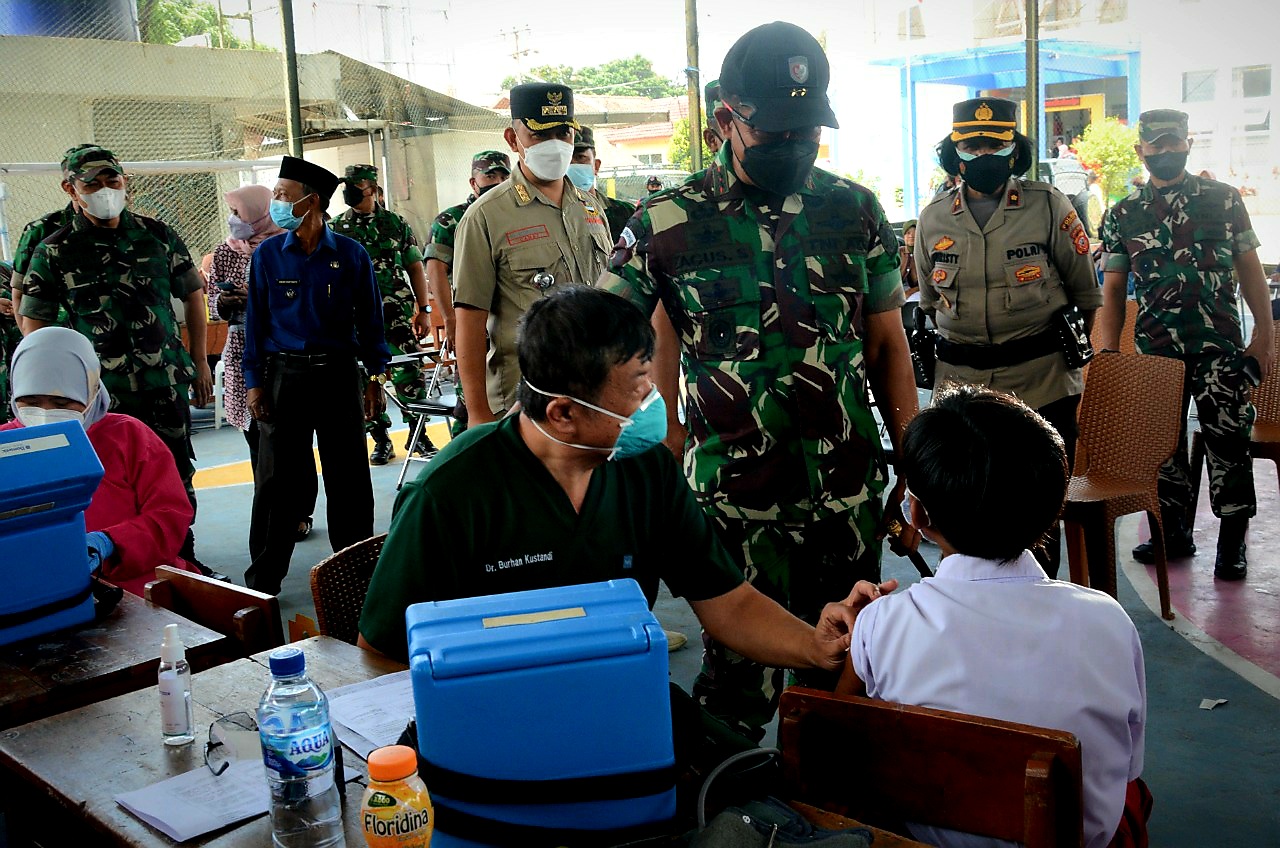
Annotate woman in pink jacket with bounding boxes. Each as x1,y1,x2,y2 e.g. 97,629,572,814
3,327,201,596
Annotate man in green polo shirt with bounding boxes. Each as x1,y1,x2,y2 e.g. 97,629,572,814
358,286,883,664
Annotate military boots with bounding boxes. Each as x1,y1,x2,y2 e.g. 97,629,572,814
370,425,396,466
1214,515,1248,581
1132,511,1196,563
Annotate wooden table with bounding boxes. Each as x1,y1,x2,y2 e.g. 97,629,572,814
0,592,232,730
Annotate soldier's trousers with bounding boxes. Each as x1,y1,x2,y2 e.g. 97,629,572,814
368,322,424,434
693,506,882,740
246,355,374,595
1158,351,1256,520
112,386,198,561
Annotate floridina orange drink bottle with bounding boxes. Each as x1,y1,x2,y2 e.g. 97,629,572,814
361,745,434,847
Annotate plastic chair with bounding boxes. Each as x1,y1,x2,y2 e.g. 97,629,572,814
212,358,225,430
309,534,386,646
1188,318,1280,523
1062,352,1185,620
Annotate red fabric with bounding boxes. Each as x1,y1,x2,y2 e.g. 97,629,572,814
1,414,199,597
1107,778,1153,848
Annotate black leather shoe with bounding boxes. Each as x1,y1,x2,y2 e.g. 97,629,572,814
1132,535,1195,563
370,439,395,466
1214,516,1248,580
294,517,313,542
1214,547,1248,580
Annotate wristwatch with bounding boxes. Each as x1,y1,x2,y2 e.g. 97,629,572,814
369,373,387,385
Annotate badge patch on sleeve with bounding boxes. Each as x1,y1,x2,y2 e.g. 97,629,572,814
1060,210,1079,231
932,268,949,284
1014,264,1043,283
505,225,551,246
1070,223,1090,255
933,236,954,251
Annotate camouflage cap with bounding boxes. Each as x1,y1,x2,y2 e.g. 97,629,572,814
471,150,511,174
509,82,580,132
63,144,122,182
704,79,722,125
1138,109,1189,143
344,164,378,183
574,126,597,151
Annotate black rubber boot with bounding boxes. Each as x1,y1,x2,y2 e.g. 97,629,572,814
1132,512,1195,563
370,427,395,466
1214,515,1248,581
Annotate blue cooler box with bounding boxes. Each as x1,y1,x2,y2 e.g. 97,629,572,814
0,420,104,646
407,579,675,845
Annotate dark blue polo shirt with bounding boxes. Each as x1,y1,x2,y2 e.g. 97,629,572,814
243,226,390,389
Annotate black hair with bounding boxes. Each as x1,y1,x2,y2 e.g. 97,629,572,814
515,287,655,421
300,182,330,213
936,133,1034,179
899,384,1067,562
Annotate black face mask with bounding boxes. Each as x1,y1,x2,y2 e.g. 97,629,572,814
1143,151,1188,182
960,153,1014,195
733,124,819,197
475,182,499,198
342,184,369,208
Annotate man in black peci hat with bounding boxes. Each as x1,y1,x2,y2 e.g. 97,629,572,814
242,155,391,595
600,21,919,740
452,82,613,425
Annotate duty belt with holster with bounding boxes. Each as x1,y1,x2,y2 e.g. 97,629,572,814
936,306,1094,370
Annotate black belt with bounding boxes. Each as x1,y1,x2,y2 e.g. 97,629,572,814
267,351,353,366
936,328,1061,370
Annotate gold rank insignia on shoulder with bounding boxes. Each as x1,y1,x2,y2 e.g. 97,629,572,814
933,236,954,251
951,193,962,213
514,183,531,203
1060,211,1079,231
1006,189,1021,207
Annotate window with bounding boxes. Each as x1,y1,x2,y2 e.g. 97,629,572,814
898,3,926,40
1233,65,1271,99
636,153,663,167
1182,71,1216,103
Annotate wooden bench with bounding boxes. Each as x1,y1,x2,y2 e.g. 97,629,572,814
144,565,284,659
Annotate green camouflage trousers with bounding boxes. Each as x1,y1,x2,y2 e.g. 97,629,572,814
1159,352,1256,519
693,505,882,740
367,315,425,434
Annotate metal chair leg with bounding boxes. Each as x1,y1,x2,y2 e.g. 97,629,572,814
395,411,429,490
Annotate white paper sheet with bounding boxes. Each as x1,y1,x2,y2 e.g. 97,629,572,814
115,760,269,842
327,669,416,758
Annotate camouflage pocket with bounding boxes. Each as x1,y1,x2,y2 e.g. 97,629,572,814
808,257,866,342
1195,226,1233,272
679,271,761,361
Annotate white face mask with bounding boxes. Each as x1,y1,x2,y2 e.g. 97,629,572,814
79,186,127,220
16,406,85,429
522,139,574,182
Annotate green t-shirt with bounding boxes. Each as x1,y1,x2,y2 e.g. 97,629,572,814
360,415,745,661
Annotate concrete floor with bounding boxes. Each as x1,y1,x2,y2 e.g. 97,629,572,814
185,398,1280,846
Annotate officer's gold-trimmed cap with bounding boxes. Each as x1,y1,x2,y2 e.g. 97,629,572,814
950,98,1018,143
509,82,580,132
63,144,122,182
1138,109,1189,143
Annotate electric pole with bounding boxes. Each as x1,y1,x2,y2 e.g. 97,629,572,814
686,0,702,172
1026,0,1040,179
500,27,535,84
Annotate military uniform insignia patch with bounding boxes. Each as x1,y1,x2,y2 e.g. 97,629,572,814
975,102,993,121
951,192,962,213
1060,211,1079,231
932,268,948,284
1014,264,1043,283
505,224,550,246
514,184,531,204
1070,223,1090,255
788,56,809,84
933,236,954,251
1006,188,1021,207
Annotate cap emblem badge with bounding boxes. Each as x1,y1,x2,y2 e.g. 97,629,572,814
788,56,809,84
547,90,563,105
975,102,993,121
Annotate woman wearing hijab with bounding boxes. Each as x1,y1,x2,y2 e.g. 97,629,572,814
2,328,202,597
205,185,316,540
899,220,919,299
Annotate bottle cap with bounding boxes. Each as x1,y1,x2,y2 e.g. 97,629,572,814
160,623,185,663
368,745,419,782
267,646,305,677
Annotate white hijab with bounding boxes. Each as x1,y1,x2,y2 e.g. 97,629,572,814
10,327,111,428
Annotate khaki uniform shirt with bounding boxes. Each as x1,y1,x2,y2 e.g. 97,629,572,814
453,164,612,414
915,178,1102,410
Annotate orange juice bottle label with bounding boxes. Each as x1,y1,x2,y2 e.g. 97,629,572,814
360,779,434,847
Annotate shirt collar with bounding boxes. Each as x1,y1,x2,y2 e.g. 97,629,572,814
283,223,337,253
72,207,136,233
511,162,564,208
933,550,1047,582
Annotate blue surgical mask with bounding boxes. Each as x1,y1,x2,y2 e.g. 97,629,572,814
524,380,667,460
269,194,312,231
567,163,597,192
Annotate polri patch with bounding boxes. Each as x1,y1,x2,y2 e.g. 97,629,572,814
932,268,949,284
1070,223,1090,255
506,224,551,246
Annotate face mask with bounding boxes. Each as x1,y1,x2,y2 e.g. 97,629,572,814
342,183,370,208
522,139,574,182
475,182,498,197
525,381,668,461
958,147,1015,195
79,186,126,220
227,214,255,240
733,124,819,197
16,406,85,429
1144,150,1188,182
567,163,597,192
900,487,930,529
269,195,312,231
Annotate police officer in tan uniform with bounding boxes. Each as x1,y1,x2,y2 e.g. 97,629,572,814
916,98,1100,576
452,83,613,424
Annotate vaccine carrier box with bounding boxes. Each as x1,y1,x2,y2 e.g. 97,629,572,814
0,420,105,646
407,579,675,845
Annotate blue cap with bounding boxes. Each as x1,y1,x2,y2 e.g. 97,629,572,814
268,647,305,677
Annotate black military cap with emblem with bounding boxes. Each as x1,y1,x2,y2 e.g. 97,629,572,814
278,155,340,201
1137,109,1189,143
950,98,1018,143
509,82,580,132
718,21,838,132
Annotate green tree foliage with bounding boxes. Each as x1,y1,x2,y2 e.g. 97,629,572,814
1073,117,1141,204
667,117,713,173
137,0,249,48
502,56,684,99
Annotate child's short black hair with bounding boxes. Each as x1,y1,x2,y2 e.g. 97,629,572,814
900,384,1067,562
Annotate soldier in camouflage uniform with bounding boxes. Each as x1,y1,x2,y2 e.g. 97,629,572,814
426,151,511,436
1099,109,1276,581
600,22,919,739
8,145,90,326
0,260,15,421
20,145,212,563
703,79,724,156
331,164,433,464
568,127,635,241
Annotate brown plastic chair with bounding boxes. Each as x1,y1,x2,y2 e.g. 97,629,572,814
779,688,1084,848
1084,299,1138,382
1189,319,1280,522
309,534,386,645
144,566,285,658
1062,352,1185,620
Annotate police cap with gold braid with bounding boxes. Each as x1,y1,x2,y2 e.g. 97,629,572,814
950,98,1018,143
509,82,579,132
